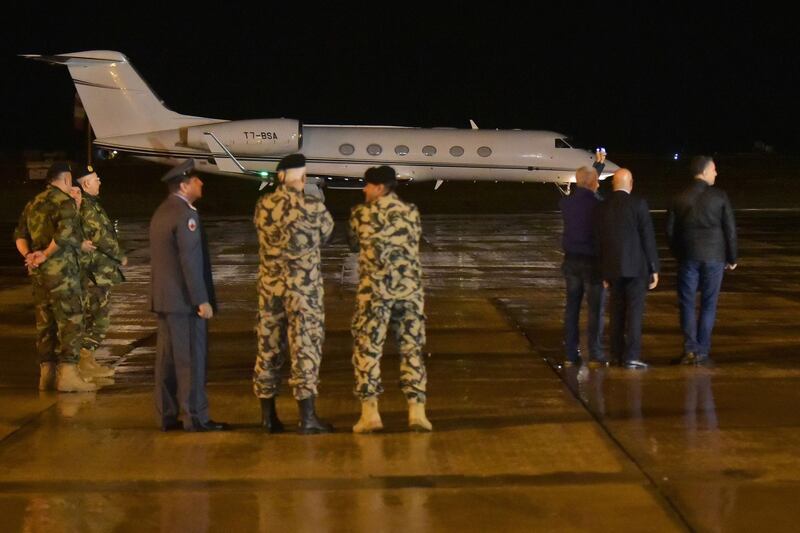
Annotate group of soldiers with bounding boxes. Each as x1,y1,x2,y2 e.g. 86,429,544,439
252,156,431,434
14,162,126,392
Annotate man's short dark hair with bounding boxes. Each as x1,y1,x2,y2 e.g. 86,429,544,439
167,175,192,193
46,161,72,183
690,156,714,177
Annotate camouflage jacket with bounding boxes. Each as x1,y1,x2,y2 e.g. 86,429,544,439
348,192,423,301
254,184,334,291
79,193,126,286
14,185,82,290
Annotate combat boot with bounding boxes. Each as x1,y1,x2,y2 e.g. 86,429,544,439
297,396,334,434
79,348,115,378
39,362,56,391
56,364,98,393
408,399,433,432
353,398,383,433
260,397,285,433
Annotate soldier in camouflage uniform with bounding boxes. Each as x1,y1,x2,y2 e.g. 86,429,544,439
253,153,335,434
75,164,126,379
348,165,432,433
13,162,97,392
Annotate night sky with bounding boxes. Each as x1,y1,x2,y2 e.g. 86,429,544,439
1,6,797,156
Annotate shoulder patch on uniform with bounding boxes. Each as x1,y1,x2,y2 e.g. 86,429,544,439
188,218,197,232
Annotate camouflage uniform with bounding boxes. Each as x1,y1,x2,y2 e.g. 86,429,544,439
79,193,126,351
14,186,84,365
253,184,334,400
348,192,427,402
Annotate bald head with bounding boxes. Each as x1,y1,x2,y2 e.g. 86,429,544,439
575,166,599,191
612,168,633,193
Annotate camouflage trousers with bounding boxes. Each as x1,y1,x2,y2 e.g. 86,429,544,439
32,275,83,365
352,296,427,402
81,284,111,351
254,284,325,401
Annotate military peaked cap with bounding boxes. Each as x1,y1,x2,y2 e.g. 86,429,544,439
161,159,196,183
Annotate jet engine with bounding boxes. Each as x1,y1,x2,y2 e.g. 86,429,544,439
184,119,301,156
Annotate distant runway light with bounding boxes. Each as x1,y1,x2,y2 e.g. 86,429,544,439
673,153,680,160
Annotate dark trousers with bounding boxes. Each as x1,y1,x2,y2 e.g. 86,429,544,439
155,313,209,429
562,255,605,361
608,276,648,363
678,260,724,356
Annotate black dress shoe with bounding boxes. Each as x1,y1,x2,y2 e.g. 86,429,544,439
588,357,609,368
694,355,714,367
186,419,231,432
161,419,182,432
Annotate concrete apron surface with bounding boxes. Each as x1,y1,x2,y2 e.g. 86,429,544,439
0,212,798,532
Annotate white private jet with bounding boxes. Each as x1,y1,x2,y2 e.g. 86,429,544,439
24,50,617,194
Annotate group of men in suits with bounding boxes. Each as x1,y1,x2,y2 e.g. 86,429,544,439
560,155,738,369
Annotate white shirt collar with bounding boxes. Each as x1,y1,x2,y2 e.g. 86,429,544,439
172,193,197,211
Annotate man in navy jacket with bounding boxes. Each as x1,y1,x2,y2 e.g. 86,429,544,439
597,169,660,369
559,166,606,366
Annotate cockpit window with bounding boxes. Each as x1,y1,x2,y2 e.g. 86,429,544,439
555,138,572,149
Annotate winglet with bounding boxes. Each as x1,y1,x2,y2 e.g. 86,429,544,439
469,120,479,130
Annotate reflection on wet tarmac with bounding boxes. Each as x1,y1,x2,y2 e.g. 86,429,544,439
0,212,799,531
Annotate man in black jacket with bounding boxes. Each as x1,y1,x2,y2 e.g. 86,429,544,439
597,169,660,369
666,156,737,366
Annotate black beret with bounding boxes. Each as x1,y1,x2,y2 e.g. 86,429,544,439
364,165,397,185
73,162,96,180
276,153,306,171
46,161,72,182
161,159,195,183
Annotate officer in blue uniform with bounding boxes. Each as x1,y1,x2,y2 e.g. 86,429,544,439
149,159,228,432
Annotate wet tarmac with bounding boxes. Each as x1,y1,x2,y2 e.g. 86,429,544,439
1,210,799,531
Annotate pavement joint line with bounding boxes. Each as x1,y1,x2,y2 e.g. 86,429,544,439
490,297,696,533
0,472,645,493
0,400,60,448
0,329,156,447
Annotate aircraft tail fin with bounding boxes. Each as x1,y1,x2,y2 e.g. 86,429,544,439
23,50,215,138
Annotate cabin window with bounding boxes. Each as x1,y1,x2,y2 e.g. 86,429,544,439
477,146,492,157
422,145,437,156
395,145,410,156
449,146,464,157
366,144,383,156
555,138,571,148
339,143,355,155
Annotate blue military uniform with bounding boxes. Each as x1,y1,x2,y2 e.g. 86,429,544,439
149,160,219,431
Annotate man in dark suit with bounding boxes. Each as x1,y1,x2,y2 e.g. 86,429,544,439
149,159,228,432
667,156,737,366
597,169,660,369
